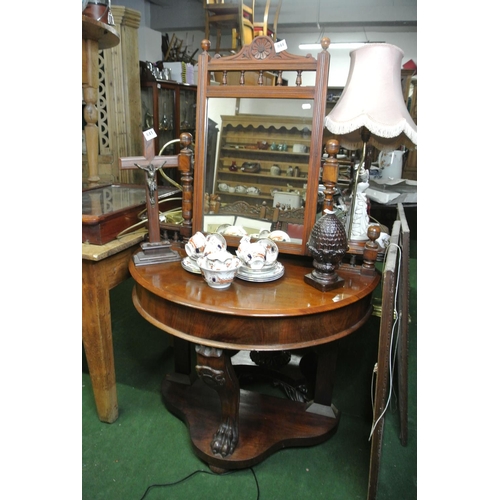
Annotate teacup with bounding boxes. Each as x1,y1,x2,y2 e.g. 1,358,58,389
228,186,236,193
185,231,207,260
256,238,279,267
203,250,237,270
219,225,248,237
235,185,246,193
185,232,227,261
246,186,260,195
268,230,291,242
204,233,227,256
198,253,241,290
236,235,266,270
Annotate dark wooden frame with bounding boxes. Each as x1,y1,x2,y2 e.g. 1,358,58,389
367,219,400,499
367,205,412,498
192,35,331,256
396,203,410,446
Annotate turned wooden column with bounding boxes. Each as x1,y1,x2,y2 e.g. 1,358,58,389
322,139,340,212
82,16,119,185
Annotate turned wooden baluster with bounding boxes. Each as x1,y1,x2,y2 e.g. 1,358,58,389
178,132,194,234
322,139,340,212
83,38,101,185
295,69,302,86
361,225,381,275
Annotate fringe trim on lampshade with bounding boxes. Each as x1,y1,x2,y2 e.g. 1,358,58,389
324,115,417,152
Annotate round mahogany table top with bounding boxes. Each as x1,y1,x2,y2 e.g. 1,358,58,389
129,248,380,351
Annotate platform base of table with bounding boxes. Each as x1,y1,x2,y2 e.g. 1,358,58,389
161,376,340,472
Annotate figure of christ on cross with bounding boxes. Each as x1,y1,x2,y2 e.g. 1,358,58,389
119,130,193,265
135,160,164,208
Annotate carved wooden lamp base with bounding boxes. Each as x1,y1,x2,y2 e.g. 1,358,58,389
304,210,348,292
304,269,345,292
305,139,348,292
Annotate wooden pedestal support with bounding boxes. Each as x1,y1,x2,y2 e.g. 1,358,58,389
162,376,339,473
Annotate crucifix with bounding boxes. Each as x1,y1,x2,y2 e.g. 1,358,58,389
119,129,183,266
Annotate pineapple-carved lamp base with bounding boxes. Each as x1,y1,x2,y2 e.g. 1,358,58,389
304,209,348,292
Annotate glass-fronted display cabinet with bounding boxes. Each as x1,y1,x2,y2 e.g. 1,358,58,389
140,80,197,155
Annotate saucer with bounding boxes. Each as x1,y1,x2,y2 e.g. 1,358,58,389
236,261,284,282
181,256,201,274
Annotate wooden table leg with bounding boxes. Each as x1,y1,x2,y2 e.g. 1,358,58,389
195,345,240,458
82,259,118,423
305,343,339,418
82,247,136,423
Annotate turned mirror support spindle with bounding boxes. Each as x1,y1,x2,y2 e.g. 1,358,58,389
177,132,194,238
361,225,381,275
322,139,340,212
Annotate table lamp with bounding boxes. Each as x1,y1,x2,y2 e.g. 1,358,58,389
324,43,417,241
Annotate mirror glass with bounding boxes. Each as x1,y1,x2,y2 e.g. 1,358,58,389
202,97,321,247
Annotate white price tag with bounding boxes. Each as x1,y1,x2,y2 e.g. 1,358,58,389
143,128,157,141
274,39,287,53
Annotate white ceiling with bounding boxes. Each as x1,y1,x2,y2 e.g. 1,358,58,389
147,0,417,35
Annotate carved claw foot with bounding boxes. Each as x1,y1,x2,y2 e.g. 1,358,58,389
211,416,239,457
195,345,241,458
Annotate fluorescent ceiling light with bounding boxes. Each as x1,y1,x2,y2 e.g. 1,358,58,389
298,42,381,50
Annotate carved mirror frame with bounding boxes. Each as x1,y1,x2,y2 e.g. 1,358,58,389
192,36,331,256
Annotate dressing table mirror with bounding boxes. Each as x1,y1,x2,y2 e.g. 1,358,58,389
192,36,331,256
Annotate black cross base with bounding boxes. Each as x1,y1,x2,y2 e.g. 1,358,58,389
133,240,181,266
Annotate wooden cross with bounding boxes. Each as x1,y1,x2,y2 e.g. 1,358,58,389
119,130,180,243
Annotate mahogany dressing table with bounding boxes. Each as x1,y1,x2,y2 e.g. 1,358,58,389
129,248,380,472
125,36,381,472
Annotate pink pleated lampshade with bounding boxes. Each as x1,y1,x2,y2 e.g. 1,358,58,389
324,43,417,151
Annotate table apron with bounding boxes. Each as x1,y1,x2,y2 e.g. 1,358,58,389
132,283,374,351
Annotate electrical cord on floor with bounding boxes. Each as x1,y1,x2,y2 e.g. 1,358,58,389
139,467,260,500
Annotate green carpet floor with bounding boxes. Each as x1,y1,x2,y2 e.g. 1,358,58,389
83,234,417,499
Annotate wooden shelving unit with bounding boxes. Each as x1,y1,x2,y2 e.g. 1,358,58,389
213,114,314,208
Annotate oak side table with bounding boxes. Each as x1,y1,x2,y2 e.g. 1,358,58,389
82,229,146,423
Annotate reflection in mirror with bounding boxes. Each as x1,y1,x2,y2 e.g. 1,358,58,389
203,97,321,246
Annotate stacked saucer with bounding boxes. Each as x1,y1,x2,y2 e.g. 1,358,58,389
181,256,201,274
235,236,284,282
236,261,284,282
